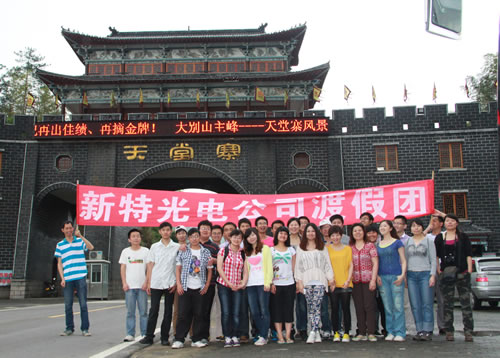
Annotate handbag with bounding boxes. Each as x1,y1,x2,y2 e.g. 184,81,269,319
441,266,457,283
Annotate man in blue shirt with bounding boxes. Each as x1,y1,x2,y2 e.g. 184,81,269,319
55,220,94,336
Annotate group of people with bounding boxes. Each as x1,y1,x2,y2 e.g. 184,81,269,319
55,210,475,349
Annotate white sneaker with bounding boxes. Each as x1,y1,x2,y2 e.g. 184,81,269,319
393,336,406,342
224,337,232,348
385,333,395,341
123,335,134,342
306,331,316,344
254,337,267,346
232,336,240,347
191,340,207,348
172,341,184,349
315,331,322,343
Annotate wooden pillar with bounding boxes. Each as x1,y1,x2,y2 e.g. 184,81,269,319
121,62,126,74
61,103,66,117
160,100,164,112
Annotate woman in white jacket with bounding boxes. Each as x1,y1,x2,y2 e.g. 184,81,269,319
295,223,335,344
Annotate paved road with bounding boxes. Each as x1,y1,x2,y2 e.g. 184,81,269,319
1,298,500,358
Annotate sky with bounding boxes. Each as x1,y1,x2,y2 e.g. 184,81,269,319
1,0,498,117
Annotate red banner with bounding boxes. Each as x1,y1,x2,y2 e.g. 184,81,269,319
77,180,434,227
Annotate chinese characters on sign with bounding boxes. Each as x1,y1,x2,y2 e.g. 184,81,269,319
77,180,434,227
33,118,329,139
124,145,148,160
170,143,194,161
216,143,241,160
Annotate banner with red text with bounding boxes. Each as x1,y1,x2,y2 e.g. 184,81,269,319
77,180,434,227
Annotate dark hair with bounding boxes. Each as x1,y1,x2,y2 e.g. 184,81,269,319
380,220,400,240
329,214,344,224
255,216,268,226
433,215,445,224
287,217,300,227
244,227,263,256
298,216,310,224
349,223,367,245
365,224,379,235
300,223,324,251
238,218,251,229
61,220,73,229
410,219,425,231
223,222,236,230
198,220,213,230
187,228,200,237
360,212,374,222
159,222,172,230
212,225,222,232
229,229,243,238
394,215,408,225
128,228,141,238
328,225,344,237
444,214,460,233
271,219,285,229
273,226,290,246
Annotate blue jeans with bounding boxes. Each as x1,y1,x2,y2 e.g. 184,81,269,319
218,284,242,338
63,278,89,331
125,289,148,336
321,294,332,332
378,275,405,337
296,292,307,331
407,271,435,332
247,285,270,339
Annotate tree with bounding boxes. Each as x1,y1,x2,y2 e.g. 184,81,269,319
0,47,59,120
465,53,498,106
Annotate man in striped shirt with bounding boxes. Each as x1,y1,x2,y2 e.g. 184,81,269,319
55,220,94,336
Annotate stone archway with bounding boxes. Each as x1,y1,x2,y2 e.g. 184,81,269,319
276,178,328,194
125,161,248,194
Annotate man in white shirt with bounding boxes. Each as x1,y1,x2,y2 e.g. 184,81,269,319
140,222,179,346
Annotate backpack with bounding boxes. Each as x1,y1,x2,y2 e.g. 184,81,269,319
223,245,246,263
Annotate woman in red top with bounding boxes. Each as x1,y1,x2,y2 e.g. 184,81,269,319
350,223,379,342
217,229,249,348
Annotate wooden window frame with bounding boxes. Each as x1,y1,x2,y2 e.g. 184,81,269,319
439,142,463,169
442,192,468,219
375,145,398,171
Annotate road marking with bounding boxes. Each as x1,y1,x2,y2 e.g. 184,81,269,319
48,304,125,318
89,328,161,358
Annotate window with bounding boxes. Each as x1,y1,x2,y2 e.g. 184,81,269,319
375,145,398,171
439,142,463,168
442,192,468,219
56,155,72,172
293,152,310,169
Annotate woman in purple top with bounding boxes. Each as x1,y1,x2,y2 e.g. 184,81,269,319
376,220,407,342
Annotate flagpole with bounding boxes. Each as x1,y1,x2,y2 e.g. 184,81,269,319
23,66,30,114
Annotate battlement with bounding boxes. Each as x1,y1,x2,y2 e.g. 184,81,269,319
331,102,498,135
0,114,36,140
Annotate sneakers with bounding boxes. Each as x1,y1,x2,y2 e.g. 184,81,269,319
60,329,73,336
232,336,240,347
172,341,184,349
306,331,316,344
333,332,341,342
421,332,432,341
352,335,367,342
393,336,405,342
240,335,249,344
192,340,207,348
216,335,225,342
342,333,350,342
413,332,423,341
224,337,232,348
385,333,395,341
123,335,134,342
315,331,322,343
368,334,377,342
299,330,308,341
200,338,209,345
321,330,331,339
254,337,267,346
139,336,154,345
465,332,474,342
82,330,91,337
446,332,454,341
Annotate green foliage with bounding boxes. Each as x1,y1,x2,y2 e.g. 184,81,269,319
465,53,498,106
0,47,59,118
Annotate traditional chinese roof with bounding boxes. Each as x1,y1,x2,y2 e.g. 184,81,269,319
36,62,329,88
61,24,306,66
